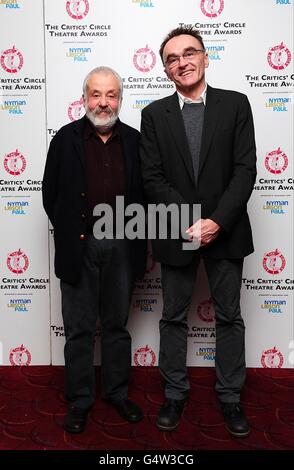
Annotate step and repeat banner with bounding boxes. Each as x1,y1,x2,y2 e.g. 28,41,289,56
0,0,293,369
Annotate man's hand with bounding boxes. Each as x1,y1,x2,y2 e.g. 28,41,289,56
186,218,221,246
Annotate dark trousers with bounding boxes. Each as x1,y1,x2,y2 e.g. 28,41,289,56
60,235,134,409
160,255,245,403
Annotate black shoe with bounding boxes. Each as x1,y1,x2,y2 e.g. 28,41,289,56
112,399,144,423
63,405,90,434
220,402,250,438
156,398,186,431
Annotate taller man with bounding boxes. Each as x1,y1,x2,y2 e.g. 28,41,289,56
140,27,257,437
43,67,146,434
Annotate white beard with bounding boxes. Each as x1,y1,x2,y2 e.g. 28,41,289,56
85,103,120,134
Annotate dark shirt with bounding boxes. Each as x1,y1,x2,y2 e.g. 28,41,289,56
83,118,126,231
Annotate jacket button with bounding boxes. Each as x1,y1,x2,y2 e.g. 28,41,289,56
80,234,85,240
81,192,85,197
81,214,86,219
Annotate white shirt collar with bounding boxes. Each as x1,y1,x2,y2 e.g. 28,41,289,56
177,83,207,109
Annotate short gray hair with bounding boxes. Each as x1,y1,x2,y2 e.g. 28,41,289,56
82,66,123,102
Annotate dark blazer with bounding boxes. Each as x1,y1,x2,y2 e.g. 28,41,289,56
43,116,146,284
140,85,257,265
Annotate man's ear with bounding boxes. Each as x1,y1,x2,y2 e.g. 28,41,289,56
204,52,209,69
83,93,89,105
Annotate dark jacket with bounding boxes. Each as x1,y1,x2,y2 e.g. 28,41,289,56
140,85,257,265
42,116,146,284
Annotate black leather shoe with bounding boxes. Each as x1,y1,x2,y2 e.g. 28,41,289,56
112,399,144,423
221,403,250,437
156,398,186,431
63,405,90,434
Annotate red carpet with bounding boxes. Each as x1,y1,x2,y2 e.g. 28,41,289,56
0,366,293,450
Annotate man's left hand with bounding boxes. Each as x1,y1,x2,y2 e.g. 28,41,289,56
186,218,221,246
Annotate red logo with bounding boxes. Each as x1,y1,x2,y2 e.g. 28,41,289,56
265,148,288,174
9,344,32,366
263,249,286,275
4,149,26,175
197,297,215,322
133,45,156,73
67,97,84,121
134,345,156,366
66,0,89,20
7,249,29,274
267,42,291,70
261,346,284,368
200,0,224,18
1,45,23,73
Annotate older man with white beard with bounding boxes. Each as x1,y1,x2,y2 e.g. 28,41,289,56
42,67,146,434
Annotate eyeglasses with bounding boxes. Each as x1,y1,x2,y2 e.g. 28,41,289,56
164,48,205,69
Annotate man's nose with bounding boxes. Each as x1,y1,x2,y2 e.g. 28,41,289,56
98,96,108,107
178,56,188,67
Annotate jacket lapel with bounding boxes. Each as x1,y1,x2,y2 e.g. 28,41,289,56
73,116,87,169
119,120,133,198
165,92,195,184
198,85,220,176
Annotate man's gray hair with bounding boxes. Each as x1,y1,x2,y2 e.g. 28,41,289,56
82,66,123,102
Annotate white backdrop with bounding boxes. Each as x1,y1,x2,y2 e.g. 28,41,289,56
0,0,293,369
